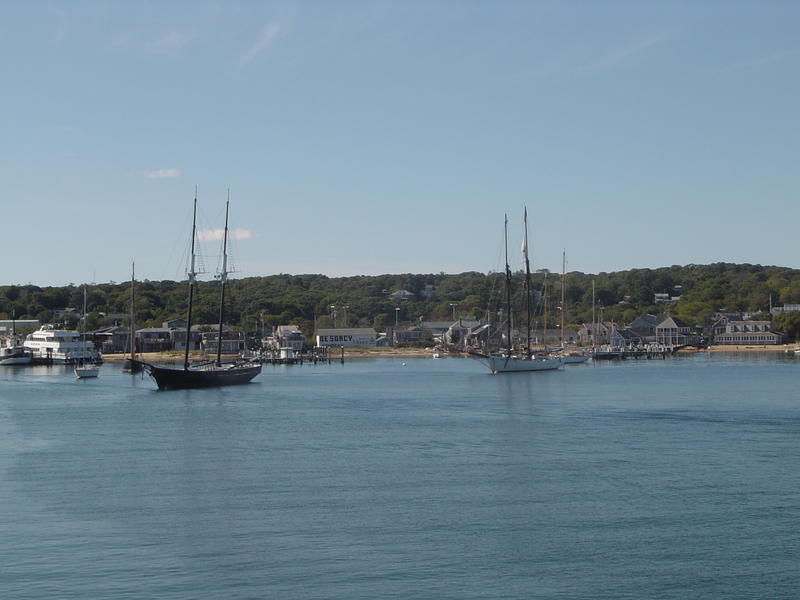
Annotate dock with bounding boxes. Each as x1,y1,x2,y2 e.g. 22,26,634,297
592,344,677,360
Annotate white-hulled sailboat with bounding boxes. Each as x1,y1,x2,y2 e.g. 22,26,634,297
74,287,100,378
557,250,589,364
469,210,563,374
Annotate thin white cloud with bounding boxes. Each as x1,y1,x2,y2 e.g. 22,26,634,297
145,168,181,179
239,21,285,67
723,48,800,73
197,228,252,242
148,29,197,54
519,31,671,80
589,32,672,72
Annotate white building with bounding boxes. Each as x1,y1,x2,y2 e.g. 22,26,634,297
715,321,782,345
316,328,377,348
0,319,40,334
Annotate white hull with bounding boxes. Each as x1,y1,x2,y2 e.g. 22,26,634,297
24,325,102,364
470,351,563,374
562,354,589,364
75,365,100,378
0,355,32,365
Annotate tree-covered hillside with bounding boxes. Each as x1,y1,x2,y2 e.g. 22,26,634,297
3,263,800,340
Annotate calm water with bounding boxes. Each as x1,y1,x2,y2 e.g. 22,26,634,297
1,354,799,599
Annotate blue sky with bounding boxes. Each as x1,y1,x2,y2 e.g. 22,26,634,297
2,1,798,286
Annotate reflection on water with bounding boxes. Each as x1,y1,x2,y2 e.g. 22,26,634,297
1,355,799,599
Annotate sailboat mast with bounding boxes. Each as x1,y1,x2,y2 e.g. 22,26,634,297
543,273,548,347
216,195,230,367
561,250,566,348
523,207,531,358
504,215,512,356
592,279,597,347
130,262,135,359
82,286,87,338
183,193,198,371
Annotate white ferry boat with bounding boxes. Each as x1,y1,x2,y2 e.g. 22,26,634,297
23,325,102,364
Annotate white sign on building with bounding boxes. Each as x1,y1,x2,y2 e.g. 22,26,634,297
315,328,377,348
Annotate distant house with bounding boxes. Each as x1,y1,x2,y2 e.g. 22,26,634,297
577,322,611,345
654,286,682,304
393,326,423,344
444,318,480,347
610,327,641,348
655,316,697,346
715,321,783,345
0,319,39,334
93,326,132,354
135,320,200,353
420,321,453,343
316,328,377,348
389,290,416,301
420,284,436,299
464,322,501,351
136,327,175,353
99,312,127,325
200,330,246,355
771,304,800,316
273,325,307,351
629,314,659,342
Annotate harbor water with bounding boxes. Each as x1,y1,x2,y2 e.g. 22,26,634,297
1,354,799,598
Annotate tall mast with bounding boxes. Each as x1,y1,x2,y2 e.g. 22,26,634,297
543,272,548,347
130,262,135,359
82,286,87,338
183,191,198,370
522,207,531,358
592,279,597,346
561,250,566,348
216,193,230,367
504,214,512,356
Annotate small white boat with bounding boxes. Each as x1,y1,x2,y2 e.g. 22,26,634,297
0,314,32,365
0,336,32,365
75,364,100,378
561,351,589,364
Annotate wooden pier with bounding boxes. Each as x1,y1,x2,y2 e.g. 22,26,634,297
592,345,677,360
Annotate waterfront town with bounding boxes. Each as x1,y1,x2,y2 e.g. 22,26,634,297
1,285,796,364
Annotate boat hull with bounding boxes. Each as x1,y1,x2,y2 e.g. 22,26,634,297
0,352,32,365
75,366,100,378
122,358,144,373
469,351,563,374
137,361,262,390
562,354,589,364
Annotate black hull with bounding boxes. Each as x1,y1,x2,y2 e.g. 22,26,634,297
123,358,144,373
135,360,262,390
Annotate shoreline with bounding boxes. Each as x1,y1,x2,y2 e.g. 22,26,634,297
102,344,798,362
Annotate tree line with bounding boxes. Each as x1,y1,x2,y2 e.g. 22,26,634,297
3,262,800,340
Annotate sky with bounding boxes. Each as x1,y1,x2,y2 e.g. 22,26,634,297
2,1,798,286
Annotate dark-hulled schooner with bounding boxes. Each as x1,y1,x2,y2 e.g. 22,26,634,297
136,194,261,390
